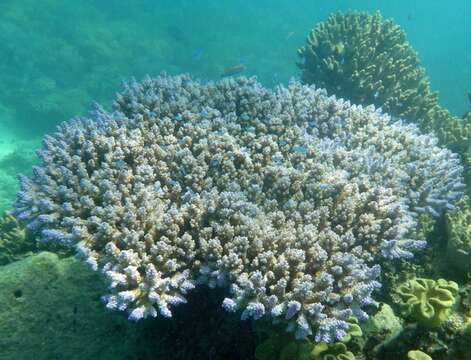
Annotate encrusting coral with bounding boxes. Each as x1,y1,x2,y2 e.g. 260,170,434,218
13,74,464,342
297,11,471,154
395,278,458,328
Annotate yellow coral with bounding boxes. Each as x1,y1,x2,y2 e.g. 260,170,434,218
396,278,458,328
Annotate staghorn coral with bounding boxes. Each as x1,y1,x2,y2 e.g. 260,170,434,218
297,11,471,154
13,74,464,342
395,278,458,328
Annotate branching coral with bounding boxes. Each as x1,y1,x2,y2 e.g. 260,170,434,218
395,278,459,328
13,74,464,342
297,11,471,153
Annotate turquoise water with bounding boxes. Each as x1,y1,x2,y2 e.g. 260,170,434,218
1,1,471,359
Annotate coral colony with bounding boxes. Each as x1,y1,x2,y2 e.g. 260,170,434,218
297,11,470,154
13,74,464,342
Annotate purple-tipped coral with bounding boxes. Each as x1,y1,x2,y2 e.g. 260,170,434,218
13,74,464,342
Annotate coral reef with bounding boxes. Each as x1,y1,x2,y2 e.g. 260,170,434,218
255,337,317,360
445,196,471,272
13,74,464,342
297,11,471,154
255,336,357,360
395,278,459,328
361,303,403,343
449,319,471,359
297,11,432,124
0,251,257,360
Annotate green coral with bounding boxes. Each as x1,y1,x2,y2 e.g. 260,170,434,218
0,213,35,265
297,10,470,153
254,334,315,360
445,196,471,272
396,278,459,328
407,350,432,360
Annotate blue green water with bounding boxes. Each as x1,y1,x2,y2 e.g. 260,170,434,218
0,1,470,358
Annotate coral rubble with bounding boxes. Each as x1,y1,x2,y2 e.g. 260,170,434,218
13,74,464,342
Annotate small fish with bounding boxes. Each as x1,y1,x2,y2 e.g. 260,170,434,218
221,64,246,77
407,14,414,21
286,31,295,40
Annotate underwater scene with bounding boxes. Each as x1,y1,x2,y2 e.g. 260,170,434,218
1,0,471,359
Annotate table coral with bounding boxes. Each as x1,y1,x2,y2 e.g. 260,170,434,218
297,11,471,154
13,74,464,342
395,278,459,328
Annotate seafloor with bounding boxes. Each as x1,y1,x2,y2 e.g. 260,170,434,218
1,1,471,359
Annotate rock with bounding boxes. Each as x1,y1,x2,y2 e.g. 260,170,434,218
0,252,143,360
